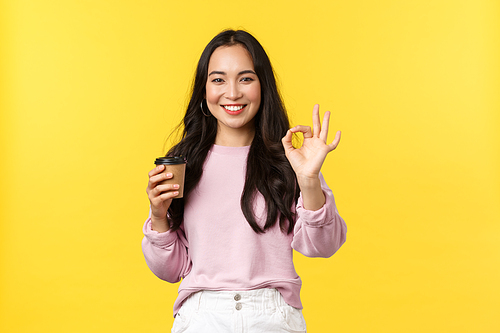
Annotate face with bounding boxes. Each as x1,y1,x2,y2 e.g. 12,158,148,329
205,45,261,144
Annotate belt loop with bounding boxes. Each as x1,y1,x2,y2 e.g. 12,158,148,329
198,290,205,310
191,290,203,311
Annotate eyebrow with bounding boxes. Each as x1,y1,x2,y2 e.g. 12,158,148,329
208,70,257,76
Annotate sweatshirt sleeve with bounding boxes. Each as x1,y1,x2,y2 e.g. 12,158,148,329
141,214,192,283
291,173,347,258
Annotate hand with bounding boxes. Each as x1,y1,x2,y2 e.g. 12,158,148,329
282,104,341,182
146,165,180,232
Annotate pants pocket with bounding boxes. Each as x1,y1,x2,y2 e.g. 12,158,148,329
171,305,192,333
276,304,307,333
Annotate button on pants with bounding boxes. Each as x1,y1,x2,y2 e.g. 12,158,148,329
171,288,307,333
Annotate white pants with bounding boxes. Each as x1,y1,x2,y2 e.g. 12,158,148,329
171,288,307,333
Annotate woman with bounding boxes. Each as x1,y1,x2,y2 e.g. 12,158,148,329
143,29,347,333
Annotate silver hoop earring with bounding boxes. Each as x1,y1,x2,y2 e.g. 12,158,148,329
200,100,211,117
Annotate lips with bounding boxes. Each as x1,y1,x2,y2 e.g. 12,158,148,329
221,104,247,115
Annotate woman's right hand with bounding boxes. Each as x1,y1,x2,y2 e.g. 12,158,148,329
146,165,180,232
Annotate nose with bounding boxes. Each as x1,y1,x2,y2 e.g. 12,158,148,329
226,81,242,100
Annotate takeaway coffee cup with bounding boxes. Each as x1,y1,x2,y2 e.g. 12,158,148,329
154,156,186,199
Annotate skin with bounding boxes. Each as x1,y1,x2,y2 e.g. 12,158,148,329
282,104,341,210
146,45,341,232
205,44,261,147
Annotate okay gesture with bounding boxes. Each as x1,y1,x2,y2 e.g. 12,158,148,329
282,104,341,181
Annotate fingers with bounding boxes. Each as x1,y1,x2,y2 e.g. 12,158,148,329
146,165,179,224
312,104,338,147
149,171,173,188
150,189,179,204
328,130,341,151
152,183,180,196
150,185,179,204
289,125,313,138
148,164,165,176
283,104,341,153
320,111,330,142
147,165,176,187
312,104,321,138
147,165,180,201
149,189,178,217
281,129,294,154
294,104,331,141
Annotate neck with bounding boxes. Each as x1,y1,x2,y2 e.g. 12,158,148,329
214,127,255,147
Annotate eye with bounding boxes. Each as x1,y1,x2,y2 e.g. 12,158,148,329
240,77,254,82
212,78,224,83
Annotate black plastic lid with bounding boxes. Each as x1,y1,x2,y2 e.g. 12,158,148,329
154,156,186,165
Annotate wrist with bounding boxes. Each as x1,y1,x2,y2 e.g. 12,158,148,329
151,215,170,233
297,175,325,211
297,174,321,190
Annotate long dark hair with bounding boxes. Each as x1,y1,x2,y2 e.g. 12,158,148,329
167,29,300,234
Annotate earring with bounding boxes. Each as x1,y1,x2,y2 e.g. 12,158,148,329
200,100,211,117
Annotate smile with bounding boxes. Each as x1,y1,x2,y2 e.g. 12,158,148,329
222,105,246,112
221,104,247,115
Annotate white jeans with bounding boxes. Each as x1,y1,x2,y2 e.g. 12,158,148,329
171,288,307,333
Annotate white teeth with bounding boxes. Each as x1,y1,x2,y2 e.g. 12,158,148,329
223,105,245,111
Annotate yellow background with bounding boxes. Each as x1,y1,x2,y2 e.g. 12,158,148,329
1,0,499,332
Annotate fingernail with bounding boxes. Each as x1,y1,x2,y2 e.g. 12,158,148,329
166,173,173,177
173,184,179,189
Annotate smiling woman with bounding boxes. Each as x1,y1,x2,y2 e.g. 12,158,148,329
142,29,346,333
205,45,261,146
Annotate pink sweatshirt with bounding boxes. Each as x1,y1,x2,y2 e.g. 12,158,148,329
142,145,347,316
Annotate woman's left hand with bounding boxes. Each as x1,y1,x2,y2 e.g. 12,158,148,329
282,104,341,182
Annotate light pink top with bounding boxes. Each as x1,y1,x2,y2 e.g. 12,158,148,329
142,145,347,316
